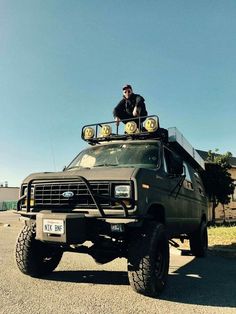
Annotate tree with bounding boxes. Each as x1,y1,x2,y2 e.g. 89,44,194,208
201,150,235,225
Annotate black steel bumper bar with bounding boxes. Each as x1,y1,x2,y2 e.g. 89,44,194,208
17,176,129,218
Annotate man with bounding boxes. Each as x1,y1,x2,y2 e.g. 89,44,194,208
113,84,148,126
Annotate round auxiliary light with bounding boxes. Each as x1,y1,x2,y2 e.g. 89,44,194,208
144,118,158,132
101,124,112,137
84,127,95,140
125,121,138,134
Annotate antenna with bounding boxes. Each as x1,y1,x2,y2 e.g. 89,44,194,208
50,141,56,172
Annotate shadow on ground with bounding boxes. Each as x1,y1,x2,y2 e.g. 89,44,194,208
161,251,236,308
208,244,236,259
46,252,236,307
47,270,129,286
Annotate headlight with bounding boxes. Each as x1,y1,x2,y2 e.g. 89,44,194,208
114,185,131,198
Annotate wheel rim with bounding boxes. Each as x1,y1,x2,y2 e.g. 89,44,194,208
154,241,166,280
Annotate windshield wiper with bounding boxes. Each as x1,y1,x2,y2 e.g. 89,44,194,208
94,163,118,167
67,166,91,170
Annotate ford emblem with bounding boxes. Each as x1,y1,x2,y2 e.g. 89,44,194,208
62,191,74,198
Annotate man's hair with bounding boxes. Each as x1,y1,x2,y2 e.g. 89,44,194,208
122,84,132,90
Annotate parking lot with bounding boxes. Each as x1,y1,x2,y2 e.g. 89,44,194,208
0,211,235,314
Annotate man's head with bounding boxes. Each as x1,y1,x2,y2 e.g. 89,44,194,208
122,84,133,99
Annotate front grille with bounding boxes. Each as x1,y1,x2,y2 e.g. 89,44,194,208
34,181,110,208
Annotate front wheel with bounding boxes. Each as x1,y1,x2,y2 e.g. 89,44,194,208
15,224,63,277
127,222,169,297
189,221,208,257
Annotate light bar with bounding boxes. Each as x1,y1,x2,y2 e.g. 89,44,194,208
81,115,160,143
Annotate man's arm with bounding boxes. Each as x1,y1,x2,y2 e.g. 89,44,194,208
133,95,148,117
113,99,125,118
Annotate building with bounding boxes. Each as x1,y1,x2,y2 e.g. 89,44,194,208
197,150,236,223
0,186,20,211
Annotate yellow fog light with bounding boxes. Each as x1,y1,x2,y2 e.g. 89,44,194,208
125,121,137,134
24,199,35,206
114,200,131,207
84,127,95,139
101,124,112,137
145,118,159,132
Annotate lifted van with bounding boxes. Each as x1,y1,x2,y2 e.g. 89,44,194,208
15,116,208,297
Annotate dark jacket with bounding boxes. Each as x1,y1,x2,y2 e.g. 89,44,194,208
113,93,148,122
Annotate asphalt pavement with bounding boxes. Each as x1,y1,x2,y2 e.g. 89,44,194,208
0,211,235,314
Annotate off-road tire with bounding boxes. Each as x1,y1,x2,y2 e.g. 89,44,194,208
127,222,169,297
189,221,208,257
15,224,63,277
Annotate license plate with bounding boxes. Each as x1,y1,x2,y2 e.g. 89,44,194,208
43,219,64,235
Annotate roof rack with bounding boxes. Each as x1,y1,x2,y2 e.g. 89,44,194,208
168,127,205,170
81,115,167,144
81,115,205,170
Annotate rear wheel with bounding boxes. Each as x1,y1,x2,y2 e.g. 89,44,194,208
189,221,208,257
127,222,169,297
15,224,63,277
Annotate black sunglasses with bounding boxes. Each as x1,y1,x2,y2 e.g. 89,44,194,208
123,89,132,94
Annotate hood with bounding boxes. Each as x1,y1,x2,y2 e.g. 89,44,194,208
22,167,137,184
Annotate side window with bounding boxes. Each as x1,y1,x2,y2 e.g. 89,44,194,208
163,154,168,172
183,162,192,181
194,171,206,196
164,148,183,175
183,162,193,190
163,149,170,173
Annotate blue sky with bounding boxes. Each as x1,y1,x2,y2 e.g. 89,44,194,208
0,0,235,187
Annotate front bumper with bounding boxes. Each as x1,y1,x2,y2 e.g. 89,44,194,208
34,211,140,244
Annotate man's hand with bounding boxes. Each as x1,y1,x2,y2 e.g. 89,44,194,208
133,106,141,117
115,117,121,126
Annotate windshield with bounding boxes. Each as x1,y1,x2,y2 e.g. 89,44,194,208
67,142,159,170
